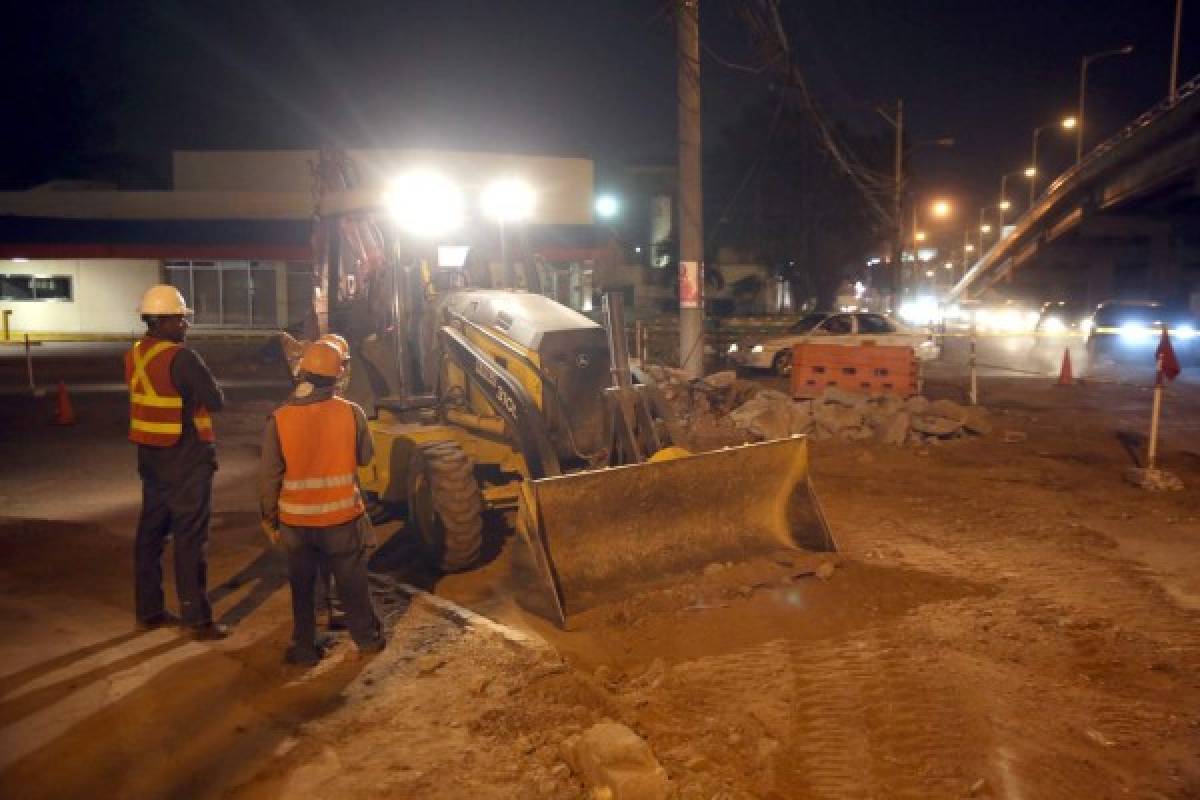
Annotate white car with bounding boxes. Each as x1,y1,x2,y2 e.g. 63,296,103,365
729,312,940,375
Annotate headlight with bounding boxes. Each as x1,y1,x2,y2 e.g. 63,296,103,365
751,344,765,354
1120,322,1151,342
1175,324,1196,339
727,343,739,354
1080,317,1093,337
1042,316,1066,334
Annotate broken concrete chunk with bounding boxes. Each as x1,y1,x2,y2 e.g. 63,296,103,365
927,398,969,424
1124,467,1184,491
963,407,993,435
815,404,865,436
910,414,963,437
880,411,911,446
700,370,736,390
788,403,815,435
819,386,866,408
565,721,671,800
905,395,930,414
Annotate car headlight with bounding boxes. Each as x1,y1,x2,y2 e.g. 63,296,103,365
751,344,764,354
1080,317,1093,337
1175,324,1196,340
1120,322,1151,342
1043,316,1066,334
727,343,739,354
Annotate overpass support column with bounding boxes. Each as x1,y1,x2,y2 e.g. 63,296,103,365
1148,229,1180,300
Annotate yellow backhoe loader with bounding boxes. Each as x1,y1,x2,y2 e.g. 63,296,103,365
300,152,835,627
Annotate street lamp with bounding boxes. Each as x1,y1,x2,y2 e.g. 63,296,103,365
931,199,953,218
481,177,536,285
1029,117,1077,205
1077,44,1135,162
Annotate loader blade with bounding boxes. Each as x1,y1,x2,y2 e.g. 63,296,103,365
512,435,835,627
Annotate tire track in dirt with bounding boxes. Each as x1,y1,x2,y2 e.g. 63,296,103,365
780,626,987,799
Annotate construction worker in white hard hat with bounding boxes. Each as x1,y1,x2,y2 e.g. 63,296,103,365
126,284,229,640
260,341,384,666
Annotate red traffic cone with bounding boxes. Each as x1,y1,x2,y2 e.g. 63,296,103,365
1057,348,1073,386
52,380,76,425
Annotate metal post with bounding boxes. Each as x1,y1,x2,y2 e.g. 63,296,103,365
2,309,11,340
634,319,646,363
1170,0,1183,103
677,0,704,378
968,315,978,406
1148,356,1165,469
24,333,35,394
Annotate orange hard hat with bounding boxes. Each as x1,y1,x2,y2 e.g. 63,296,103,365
319,333,350,361
298,341,344,378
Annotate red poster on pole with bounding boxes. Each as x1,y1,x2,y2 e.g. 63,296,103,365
679,260,700,309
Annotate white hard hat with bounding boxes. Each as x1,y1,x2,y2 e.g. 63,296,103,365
139,285,192,316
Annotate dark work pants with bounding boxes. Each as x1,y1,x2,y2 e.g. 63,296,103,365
135,461,216,626
281,516,381,652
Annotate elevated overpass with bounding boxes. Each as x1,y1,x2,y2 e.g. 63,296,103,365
950,74,1200,304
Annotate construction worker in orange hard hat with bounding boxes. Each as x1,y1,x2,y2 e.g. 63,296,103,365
127,285,229,640
318,333,352,396
260,341,384,666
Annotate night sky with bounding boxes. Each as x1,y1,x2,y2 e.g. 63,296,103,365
3,0,1197,219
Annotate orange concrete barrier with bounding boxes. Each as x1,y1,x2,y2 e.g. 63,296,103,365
791,343,917,398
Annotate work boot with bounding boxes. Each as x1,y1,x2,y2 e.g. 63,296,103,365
188,622,232,641
136,611,181,631
351,635,387,661
320,608,348,632
285,634,334,667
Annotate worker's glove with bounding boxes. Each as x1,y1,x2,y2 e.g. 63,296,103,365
261,519,281,546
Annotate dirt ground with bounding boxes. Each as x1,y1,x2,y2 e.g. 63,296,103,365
2,360,1200,799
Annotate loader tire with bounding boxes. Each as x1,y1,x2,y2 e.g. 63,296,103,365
772,349,793,377
407,441,484,572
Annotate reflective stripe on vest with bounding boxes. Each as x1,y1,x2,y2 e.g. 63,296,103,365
125,338,215,446
274,398,364,527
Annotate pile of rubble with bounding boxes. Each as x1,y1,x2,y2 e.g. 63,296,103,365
645,366,992,446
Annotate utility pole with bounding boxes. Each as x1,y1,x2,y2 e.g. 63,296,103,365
676,0,700,376
892,99,905,303
677,0,704,378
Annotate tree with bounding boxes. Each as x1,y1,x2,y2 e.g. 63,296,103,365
706,99,888,310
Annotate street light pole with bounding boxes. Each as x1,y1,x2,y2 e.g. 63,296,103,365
999,171,1019,223
1078,45,1135,163
1029,117,1076,207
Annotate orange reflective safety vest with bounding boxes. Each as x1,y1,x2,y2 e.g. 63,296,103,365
274,397,365,528
124,338,214,447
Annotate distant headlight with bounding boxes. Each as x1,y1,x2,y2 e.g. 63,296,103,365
727,343,739,353
1120,322,1152,342
1175,324,1196,339
751,344,765,354
1042,316,1067,334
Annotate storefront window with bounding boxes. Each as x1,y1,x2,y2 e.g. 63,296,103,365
0,274,72,301
165,261,277,327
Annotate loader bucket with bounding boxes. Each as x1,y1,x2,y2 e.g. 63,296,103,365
511,435,835,627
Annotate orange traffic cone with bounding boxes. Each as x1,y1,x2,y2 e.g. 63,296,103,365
1057,348,1073,386
52,380,76,425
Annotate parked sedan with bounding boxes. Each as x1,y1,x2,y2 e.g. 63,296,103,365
729,312,939,375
